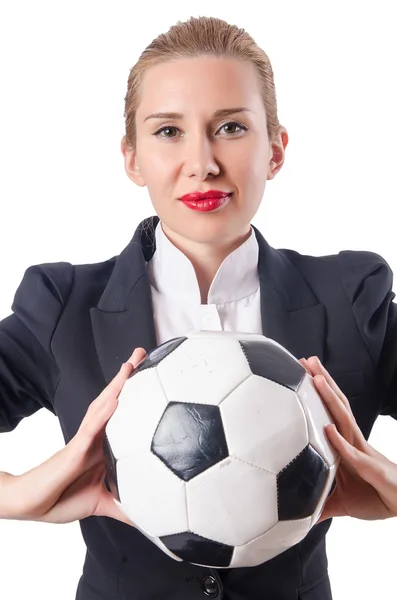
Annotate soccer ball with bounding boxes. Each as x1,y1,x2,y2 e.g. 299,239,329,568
104,331,338,569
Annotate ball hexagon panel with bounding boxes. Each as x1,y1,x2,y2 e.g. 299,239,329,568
296,374,339,467
220,375,308,473
230,516,312,568
156,337,252,407
116,450,188,537
239,338,306,392
277,445,329,520
152,402,228,481
160,531,234,568
186,456,277,547
106,368,167,460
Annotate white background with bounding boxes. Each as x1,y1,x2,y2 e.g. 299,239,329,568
0,1,396,598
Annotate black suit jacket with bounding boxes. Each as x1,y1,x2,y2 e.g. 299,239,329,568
1,215,396,600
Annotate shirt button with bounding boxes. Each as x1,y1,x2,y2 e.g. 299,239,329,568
202,575,219,597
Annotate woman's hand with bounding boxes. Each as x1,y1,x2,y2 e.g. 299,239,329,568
299,356,397,523
0,347,147,525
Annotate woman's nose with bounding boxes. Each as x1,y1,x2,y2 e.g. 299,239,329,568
182,135,220,180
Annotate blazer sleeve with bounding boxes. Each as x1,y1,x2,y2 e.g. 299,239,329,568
338,250,397,419
0,262,74,433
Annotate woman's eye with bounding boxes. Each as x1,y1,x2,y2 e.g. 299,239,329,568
153,122,247,139
154,126,179,138
219,122,247,135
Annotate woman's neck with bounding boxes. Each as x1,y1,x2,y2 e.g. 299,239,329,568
160,223,251,304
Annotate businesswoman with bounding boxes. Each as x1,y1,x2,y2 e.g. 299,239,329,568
1,15,396,600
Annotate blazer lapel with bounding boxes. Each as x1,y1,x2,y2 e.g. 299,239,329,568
253,225,326,364
91,217,326,385
90,217,159,383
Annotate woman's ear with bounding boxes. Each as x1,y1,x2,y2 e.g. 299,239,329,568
120,136,146,187
267,126,288,181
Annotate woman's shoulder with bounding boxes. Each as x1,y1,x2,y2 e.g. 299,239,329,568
277,246,394,309
11,254,121,323
15,255,117,300
279,245,393,280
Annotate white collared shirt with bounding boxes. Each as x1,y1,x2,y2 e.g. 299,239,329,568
146,221,263,345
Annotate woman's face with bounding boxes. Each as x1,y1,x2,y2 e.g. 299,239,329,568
123,56,287,246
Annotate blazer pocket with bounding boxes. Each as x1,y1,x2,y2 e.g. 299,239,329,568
329,369,365,399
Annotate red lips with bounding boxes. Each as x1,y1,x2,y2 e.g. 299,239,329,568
179,190,231,202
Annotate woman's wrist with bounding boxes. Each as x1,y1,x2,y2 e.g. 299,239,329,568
0,471,17,519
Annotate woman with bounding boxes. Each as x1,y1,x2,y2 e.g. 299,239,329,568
0,15,396,600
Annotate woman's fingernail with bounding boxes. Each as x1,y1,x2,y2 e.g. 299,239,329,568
127,352,137,365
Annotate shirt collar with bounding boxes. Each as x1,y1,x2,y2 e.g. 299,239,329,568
147,220,259,304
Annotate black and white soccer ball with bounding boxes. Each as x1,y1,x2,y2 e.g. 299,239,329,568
104,331,339,569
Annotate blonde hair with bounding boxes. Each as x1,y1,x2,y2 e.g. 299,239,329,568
122,16,281,151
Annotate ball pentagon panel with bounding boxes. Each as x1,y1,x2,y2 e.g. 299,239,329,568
160,531,234,568
277,445,329,520
152,401,228,481
239,337,306,391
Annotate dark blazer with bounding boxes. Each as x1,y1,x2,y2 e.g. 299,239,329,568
1,215,396,600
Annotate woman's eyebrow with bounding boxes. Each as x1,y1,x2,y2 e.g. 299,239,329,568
144,107,252,122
